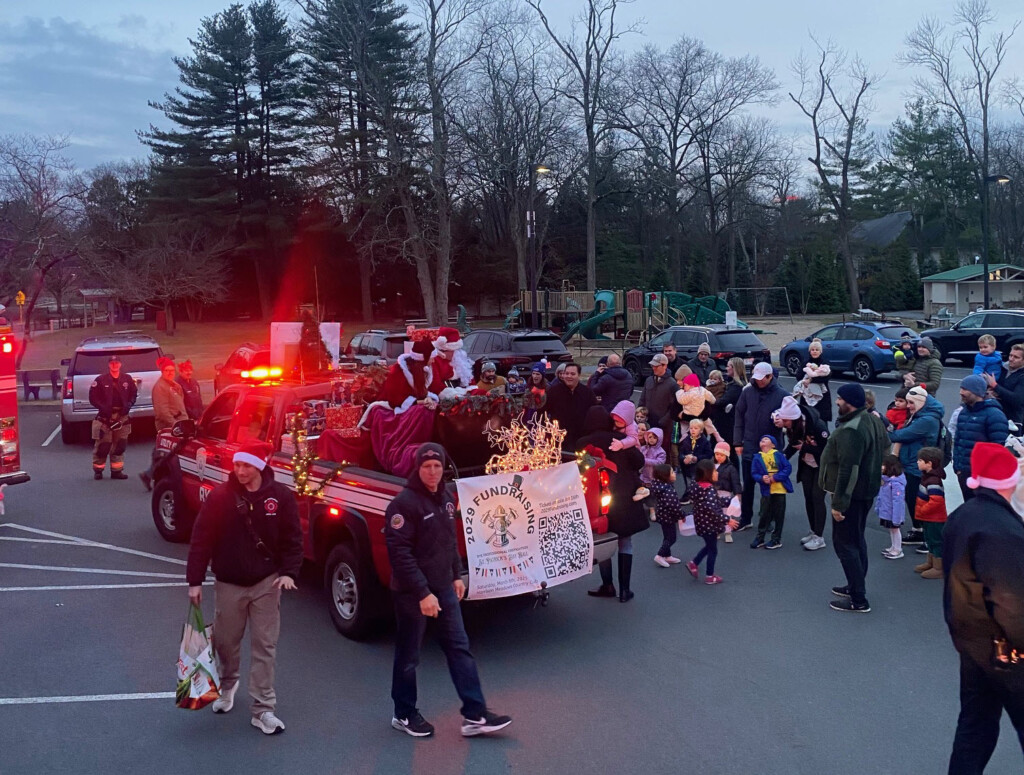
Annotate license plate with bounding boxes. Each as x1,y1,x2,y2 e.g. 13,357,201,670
744,358,754,367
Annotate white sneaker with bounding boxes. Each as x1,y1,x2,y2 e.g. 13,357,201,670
653,555,670,568
884,550,904,560
665,556,682,564
212,684,237,714
804,536,826,551
251,711,286,735
799,532,816,545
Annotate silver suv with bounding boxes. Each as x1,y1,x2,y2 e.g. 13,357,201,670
60,333,167,444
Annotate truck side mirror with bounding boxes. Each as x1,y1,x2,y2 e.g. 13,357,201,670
171,419,196,438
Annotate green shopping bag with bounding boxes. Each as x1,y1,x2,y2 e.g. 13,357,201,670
175,602,221,710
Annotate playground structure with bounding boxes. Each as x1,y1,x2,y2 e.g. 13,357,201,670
515,287,754,343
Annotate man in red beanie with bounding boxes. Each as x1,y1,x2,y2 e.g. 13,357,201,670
186,441,302,735
942,441,1024,772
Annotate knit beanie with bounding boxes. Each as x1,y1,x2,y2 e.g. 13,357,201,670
714,442,731,456
414,442,447,470
906,386,928,409
960,374,987,398
837,382,866,408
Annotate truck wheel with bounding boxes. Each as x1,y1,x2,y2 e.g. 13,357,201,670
784,352,803,377
152,478,193,543
325,543,374,640
853,356,876,383
61,418,85,445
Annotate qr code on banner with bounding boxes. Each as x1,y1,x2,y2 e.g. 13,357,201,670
539,509,590,579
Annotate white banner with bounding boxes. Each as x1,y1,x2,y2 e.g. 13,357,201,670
456,462,594,600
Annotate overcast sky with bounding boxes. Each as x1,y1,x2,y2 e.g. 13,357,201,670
2,0,1023,170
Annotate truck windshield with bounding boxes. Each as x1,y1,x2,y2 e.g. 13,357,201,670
73,349,160,374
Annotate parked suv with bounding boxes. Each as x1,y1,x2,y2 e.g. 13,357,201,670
61,333,166,444
779,321,918,383
461,329,572,378
622,326,772,385
920,309,1024,365
213,343,272,394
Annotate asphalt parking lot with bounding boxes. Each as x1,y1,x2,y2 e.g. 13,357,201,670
1,365,1021,775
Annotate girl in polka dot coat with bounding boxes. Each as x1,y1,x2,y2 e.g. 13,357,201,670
686,460,739,584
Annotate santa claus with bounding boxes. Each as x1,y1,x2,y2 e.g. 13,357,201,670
427,326,473,395
380,338,433,414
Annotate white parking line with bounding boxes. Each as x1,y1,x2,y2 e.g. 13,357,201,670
0,523,187,566
41,424,61,447
0,692,175,706
0,537,80,546
0,582,210,592
0,563,182,579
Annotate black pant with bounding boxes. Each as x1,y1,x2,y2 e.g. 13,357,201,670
392,586,486,720
949,652,1024,774
740,456,756,527
905,472,922,529
798,465,827,537
693,535,718,575
756,493,786,542
957,472,976,504
657,521,677,557
832,497,871,606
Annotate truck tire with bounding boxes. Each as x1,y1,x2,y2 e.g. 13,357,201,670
152,478,194,543
324,542,375,641
61,418,86,445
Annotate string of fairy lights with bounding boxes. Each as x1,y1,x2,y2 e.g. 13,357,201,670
289,412,346,497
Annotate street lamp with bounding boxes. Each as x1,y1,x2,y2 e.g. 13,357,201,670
982,173,1012,309
527,165,552,329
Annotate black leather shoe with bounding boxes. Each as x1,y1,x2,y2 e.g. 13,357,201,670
587,584,617,598
93,470,103,480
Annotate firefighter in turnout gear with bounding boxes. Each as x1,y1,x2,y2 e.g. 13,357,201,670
88,355,138,479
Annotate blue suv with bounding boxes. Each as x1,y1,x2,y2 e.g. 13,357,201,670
779,322,919,383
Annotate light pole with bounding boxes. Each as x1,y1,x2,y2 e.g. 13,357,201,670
982,173,1012,309
527,165,551,329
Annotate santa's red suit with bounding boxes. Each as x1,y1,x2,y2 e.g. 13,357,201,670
381,340,432,413
428,327,473,394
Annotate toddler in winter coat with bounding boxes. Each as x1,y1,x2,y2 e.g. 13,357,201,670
706,370,726,401
506,368,526,395
676,373,716,423
915,446,948,580
886,387,910,431
750,434,793,549
679,419,713,498
973,334,1003,379
713,441,741,543
609,400,640,451
878,455,907,559
640,428,666,484
650,464,685,567
685,460,739,584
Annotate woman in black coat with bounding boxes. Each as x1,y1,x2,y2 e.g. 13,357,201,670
708,357,746,468
797,340,832,424
577,405,648,602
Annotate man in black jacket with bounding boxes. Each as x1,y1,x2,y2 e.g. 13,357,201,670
186,441,302,735
543,363,595,450
942,442,1024,773
588,353,634,406
984,344,1024,427
88,355,138,479
662,343,686,378
386,443,511,739
640,354,678,459
689,342,715,383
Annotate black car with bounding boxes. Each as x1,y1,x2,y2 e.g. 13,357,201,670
461,329,573,378
622,325,772,385
921,309,1024,365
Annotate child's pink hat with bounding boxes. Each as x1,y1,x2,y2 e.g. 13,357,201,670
714,442,730,455
682,373,700,387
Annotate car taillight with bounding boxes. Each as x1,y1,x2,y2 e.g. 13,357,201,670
599,470,611,515
875,339,891,349
556,352,573,361
63,379,73,399
498,356,531,370
712,351,734,360
328,506,340,517
1,342,11,354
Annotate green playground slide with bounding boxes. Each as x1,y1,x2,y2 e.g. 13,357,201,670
560,290,616,342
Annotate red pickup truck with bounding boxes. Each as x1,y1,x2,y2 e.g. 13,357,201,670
150,381,617,639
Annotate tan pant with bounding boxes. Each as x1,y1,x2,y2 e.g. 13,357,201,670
213,574,281,715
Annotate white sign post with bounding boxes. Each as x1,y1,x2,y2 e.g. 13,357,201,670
456,462,594,600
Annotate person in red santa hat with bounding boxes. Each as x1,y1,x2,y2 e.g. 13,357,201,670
941,441,1024,772
380,338,434,413
427,327,473,395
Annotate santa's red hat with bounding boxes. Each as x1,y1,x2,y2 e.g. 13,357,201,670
233,441,274,471
434,327,462,350
967,442,1021,491
407,338,433,362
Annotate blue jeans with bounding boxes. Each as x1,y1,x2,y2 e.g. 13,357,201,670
832,497,871,606
657,523,677,557
391,585,486,720
693,535,718,575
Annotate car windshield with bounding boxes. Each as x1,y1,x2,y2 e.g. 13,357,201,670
74,348,160,374
512,336,567,354
713,332,766,350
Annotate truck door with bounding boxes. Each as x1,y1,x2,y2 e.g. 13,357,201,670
183,389,241,508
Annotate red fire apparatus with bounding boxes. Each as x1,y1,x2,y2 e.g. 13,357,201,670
0,310,30,486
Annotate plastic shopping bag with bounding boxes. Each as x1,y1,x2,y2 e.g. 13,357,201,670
677,515,696,536
724,496,741,518
175,603,220,710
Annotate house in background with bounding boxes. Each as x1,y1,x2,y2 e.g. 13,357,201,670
921,263,1024,316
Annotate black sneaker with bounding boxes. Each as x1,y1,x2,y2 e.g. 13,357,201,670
392,712,434,738
831,586,851,598
915,544,929,554
461,710,512,737
734,523,754,533
93,470,103,480
903,529,924,545
829,599,871,613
